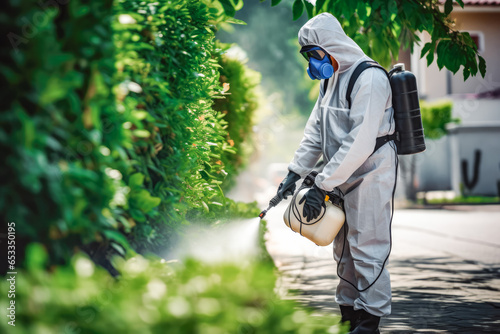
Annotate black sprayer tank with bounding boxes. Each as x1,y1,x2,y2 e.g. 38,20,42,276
389,64,426,155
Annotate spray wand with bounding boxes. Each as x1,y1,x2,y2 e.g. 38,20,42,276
259,194,282,219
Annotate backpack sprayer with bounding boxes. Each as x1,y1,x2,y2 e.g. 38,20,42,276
344,62,426,155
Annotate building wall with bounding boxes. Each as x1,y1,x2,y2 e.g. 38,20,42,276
421,58,448,100
453,98,500,124
416,136,452,192
415,7,500,100
415,100,500,195
396,48,412,72
448,121,500,196
450,10,500,96
410,6,500,197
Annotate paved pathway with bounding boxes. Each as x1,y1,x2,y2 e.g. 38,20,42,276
264,203,500,333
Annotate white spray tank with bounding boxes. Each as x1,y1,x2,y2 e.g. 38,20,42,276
283,172,345,246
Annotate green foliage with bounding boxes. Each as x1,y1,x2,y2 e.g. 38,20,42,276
420,100,458,139
0,0,261,266
114,0,260,254
214,0,244,18
113,0,230,253
213,45,261,189
1,244,344,333
262,0,486,80
0,0,133,263
293,0,304,21
421,195,499,205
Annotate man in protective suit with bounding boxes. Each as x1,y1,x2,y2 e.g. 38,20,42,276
276,13,397,334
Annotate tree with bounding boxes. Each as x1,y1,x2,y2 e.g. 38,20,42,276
218,0,486,80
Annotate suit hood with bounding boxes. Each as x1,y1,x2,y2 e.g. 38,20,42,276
298,13,366,73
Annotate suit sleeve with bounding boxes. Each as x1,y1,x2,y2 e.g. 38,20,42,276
288,96,323,178
315,69,391,190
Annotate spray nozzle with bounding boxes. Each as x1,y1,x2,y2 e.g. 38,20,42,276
259,194,283,220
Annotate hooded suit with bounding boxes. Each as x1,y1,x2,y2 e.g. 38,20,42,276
289,13,397,317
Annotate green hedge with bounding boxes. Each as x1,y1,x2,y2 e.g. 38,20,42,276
1,0,129,264
420,99,457,139
0,0,260,268
213,46,261,190
114,0,260,254
0,244,344,333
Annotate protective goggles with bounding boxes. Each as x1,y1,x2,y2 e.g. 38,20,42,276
300,46,328,61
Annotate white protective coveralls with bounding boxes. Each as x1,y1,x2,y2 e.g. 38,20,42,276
288,13,397,317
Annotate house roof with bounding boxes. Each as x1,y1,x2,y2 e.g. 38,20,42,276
455,0,500,5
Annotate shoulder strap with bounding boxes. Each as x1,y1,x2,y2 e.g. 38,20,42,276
346,61,388,109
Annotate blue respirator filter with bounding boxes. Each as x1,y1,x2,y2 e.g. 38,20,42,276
307,56,334,80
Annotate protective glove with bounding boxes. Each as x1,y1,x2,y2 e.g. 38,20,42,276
299,184,327,222
276,171,301,200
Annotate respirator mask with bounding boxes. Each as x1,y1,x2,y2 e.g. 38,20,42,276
300,46,334,80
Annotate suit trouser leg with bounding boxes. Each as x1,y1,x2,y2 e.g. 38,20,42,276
334,146,395,317
334,224,359,307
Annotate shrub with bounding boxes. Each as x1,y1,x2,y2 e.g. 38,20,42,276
0,0,261,268
114,0,260,255
0,0,132,265
420,99,458,139
0,244,344,333
213,45,261,190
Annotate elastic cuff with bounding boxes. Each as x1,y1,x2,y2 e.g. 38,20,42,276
314,180,329,193
287,164,310,179
287,170,301,180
